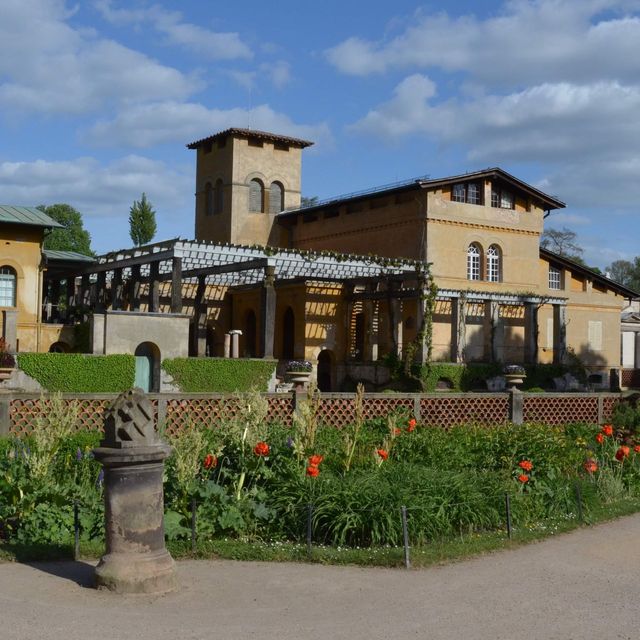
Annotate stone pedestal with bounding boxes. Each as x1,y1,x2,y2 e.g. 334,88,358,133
93,388,176,594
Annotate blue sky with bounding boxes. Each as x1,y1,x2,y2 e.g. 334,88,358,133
1,0,640,269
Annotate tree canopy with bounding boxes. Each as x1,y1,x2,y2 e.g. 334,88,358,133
605,258,640,292
540,226,584,263
37,203,94,256
129,193,157,247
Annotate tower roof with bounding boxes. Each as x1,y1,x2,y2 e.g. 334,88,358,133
186,128,314,150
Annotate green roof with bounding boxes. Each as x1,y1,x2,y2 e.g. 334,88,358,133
43,249,95,263
0,205,63,229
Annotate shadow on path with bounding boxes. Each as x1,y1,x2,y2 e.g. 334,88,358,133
25,560,96,588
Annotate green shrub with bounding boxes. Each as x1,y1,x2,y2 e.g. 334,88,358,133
162,358,276,392
17,353,135,392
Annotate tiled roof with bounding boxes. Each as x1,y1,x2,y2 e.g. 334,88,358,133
0,205,63,229
187,128,314,150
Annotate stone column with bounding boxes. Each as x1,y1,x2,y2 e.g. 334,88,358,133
224,333,231,358
553,304,567,365
149,262,160,312
524,302,538,364
93,389,175,594
192,275,207,356
230,330,242,358
390,294,403,358
415,288,428,364
260,265,276,358
170,257,182,313
486,300,501,363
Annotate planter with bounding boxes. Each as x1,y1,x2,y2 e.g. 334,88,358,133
285,370,311,389
0,367,13,381
504,373,526,391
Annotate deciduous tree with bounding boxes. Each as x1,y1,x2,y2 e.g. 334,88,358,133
37,203,94,256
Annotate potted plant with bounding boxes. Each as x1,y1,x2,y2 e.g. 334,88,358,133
0,338,15,380
503,364,526,391
285,360,312,389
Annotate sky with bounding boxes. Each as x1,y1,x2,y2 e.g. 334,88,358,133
1,0,640,268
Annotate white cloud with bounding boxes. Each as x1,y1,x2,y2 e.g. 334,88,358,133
261,61,292,89
95,0,252,60
326,1,640,87
0,0,199,115
86,102,332,149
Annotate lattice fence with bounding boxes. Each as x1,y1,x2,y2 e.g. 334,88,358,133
622,369,640,389
318,395,414,429
420,395,509,428
601,395,620,422
523,395,599,425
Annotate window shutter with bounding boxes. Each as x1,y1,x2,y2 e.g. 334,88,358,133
269,182,283,214
249,180,262,212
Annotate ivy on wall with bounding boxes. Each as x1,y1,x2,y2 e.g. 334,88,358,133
16,353,135,392
162,358,277,393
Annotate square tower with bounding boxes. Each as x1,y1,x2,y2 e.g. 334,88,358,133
187,128,313,246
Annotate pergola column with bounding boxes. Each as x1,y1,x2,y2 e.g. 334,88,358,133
415,288,428,364
149,262,160,312
486,300,501,363
129,264,141,311
450,296,466,363
170,257,182,313
389,290,403,358
524,302,539,364
553,303,567,364
192,275,207,356
260,265,276,359
96,272,107,312
80,274,91,313
365,296,379,362
50,280,61,321
65,277,76,322
110,269,123,311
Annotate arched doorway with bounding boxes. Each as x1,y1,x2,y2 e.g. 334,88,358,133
49,341,70,353
134,342,161,392
317,349,333,392
244,310,257,357
282,307,295,360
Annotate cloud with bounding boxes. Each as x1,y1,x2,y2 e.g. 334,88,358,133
260,61,292,89
95,0,252,60
326,1,640,87
86,102,332,149
0,0,199,115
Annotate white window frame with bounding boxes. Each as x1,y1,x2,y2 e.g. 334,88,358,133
486,245,501,282
549,265,562,290
0,267,16,307
467,244,481,281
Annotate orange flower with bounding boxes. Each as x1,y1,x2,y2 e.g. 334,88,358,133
254,441,270,457
615,445,630,462
595,433,605,444
517,474,529,483
393,428,402,436
407,418,417,432
203,454,217,469
602,424,614,437
308,454,324,466
518,460,533,472
634,445,640,454
583,459,598,474
376,449,389,461
306,465,320,477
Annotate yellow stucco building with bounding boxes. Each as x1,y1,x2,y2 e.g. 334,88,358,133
11,128,638,391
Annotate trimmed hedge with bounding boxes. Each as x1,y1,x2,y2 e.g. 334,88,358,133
17,353,135,392
162,357,276,393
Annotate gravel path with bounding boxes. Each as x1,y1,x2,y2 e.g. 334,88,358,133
1,515,639,640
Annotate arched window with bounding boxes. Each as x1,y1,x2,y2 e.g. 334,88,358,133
214,179,224,214
0,266,16,307
486,245,501,282
204,182,214,216
249,179,264,213
269,181,284,214
467,244,481,281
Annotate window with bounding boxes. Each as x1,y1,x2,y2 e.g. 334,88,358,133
467,244,481,280
0,266,16,307
249,179,264,212
204,182,213,216
486,245,501,282
269,182,284,214
214,179,224,214
452,182,482,204
549,265,562,290
491,186,514,209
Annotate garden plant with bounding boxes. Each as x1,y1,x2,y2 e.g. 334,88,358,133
2,388,640,564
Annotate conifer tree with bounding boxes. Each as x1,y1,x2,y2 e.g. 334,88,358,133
128,193,157,246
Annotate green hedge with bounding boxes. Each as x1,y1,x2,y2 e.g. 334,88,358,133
162,358,276,393
17,353,135,392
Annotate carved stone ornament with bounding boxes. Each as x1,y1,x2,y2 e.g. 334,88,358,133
102,387,157,448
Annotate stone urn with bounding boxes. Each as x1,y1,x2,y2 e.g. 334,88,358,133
503,365,526,391
93,388,176,594
285,360,312,390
